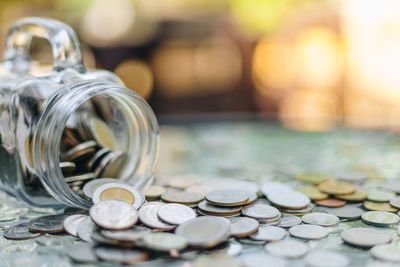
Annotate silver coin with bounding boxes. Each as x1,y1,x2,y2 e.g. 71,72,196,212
27,214,67,233
380,181,400,194
249,225,286,241
208,240,243,256
206,189,249,206
198,200,242,215
194,254,242,267
143,232,187,251
268,190,310,210
175,216,230,248
278,214,302,228
361,211,400,226
157,203,196,225
340,227,393,248
304,250,349,267
94,246,148,264
3,222,43,240
138,202,175,230
90,199,138,230
242,204,280,220
370,244,400,262
326,206,364,220
198,209,241,218
367,189,396,202
229,217,259,238
65,172,96,183
302,212,339,226
101,226,151,242
240,253,288,267
281,203,315,214
59,161,76,174
260,182,293,197
92,183,144,209
87,147,111,170
77,216,95,242
61,140,97,162
64,214,87,237
335,171,366,183
389,196,400,209
238,238,267,246
67,243,97,263
83,178,126,198
289,224,329,240
265,239,309,258
91,231,122,246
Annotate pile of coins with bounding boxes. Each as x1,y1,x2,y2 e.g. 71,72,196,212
5,172,400,266
59,113,124,195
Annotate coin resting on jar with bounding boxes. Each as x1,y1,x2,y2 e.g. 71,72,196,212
0,17,159,209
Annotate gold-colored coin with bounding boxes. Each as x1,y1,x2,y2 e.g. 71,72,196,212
363,201,398,212
142,185,166,200
295,172,331,185
89,117,117,151
100,187,135,205
297,186,328,200
318,180,355,195
335,189,367,202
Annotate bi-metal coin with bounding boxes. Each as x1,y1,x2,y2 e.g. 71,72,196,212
90,199,139,230
229,217,259,238
288,224,329,240
82,178,125,199
264,239,309,259
27,214,67,233
92,183,144,209
3,222,43,240
340,227,393,248
157,203,196,225
64,214,87,237
175,216,230,248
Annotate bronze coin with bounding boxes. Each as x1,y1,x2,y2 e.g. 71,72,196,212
314,198,346,208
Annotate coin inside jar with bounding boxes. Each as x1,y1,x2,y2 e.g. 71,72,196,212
61,140,97,162
87,147,111,170
60,161,76,175
92,183,144,209
205,189,249,206
87,116,117,151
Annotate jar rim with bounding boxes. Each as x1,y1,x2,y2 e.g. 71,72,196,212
33,80,159,209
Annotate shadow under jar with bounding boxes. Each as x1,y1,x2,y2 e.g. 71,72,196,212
0,17,159,209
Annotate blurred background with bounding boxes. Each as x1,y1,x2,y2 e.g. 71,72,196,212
1,0,399,132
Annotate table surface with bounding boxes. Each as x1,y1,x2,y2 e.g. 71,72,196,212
1,120,400,266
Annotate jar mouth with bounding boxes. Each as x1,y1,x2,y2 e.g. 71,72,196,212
33,80,159,209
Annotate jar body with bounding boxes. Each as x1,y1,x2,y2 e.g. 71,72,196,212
0,18,159,208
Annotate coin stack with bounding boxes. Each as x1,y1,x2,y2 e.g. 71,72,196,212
59,113,124,195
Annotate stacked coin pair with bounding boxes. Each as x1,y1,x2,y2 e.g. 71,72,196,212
59,113,124,196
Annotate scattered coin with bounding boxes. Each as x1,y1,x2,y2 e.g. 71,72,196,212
340,227,393,248
326,206,364,220
27,214,67,233
77,216,95,242
157,203,196,225
90,199,139,230
229,217,259,238
390,196,400,209
314,198,346,208
3,222,43,240
268,190,310,210
302,212,339,226
169,176,199,189
370,244,400,262
289,224,329,240
175,216,230,248
265,239,309,258
186,184,215,195
281,203,315,214
295,172,331,184
142,185,166,200
206,189,249,206
335,171,367,183
363,201,398,212
380,181,400,194
67,243,97,263
92,183,144,209
361,211,400,226
277,214,302,228
249,225,285,241
304,250,349,267
240,253,288,267
101,226,151,242
297,186,328,200
367,189,396,202
193,254,241,267
260,182,293,196
83,178,125,198
198,200,242,216
318,180,355,195
161,190,204,205
138,202,176,230
64,214,87,237
241,204,280,220
243,191,258,205
94,246,149,264
143,232,187,252
335,189,367,202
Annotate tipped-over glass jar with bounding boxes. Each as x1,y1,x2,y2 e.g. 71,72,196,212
0,18,159,209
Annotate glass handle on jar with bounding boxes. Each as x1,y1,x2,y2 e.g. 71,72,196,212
2,17,85,72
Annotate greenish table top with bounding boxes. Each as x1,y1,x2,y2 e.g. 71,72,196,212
1,120,400,266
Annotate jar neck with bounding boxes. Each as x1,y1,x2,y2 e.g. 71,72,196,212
33,80,159,209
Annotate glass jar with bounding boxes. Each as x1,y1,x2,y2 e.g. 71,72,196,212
0,18,159,209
